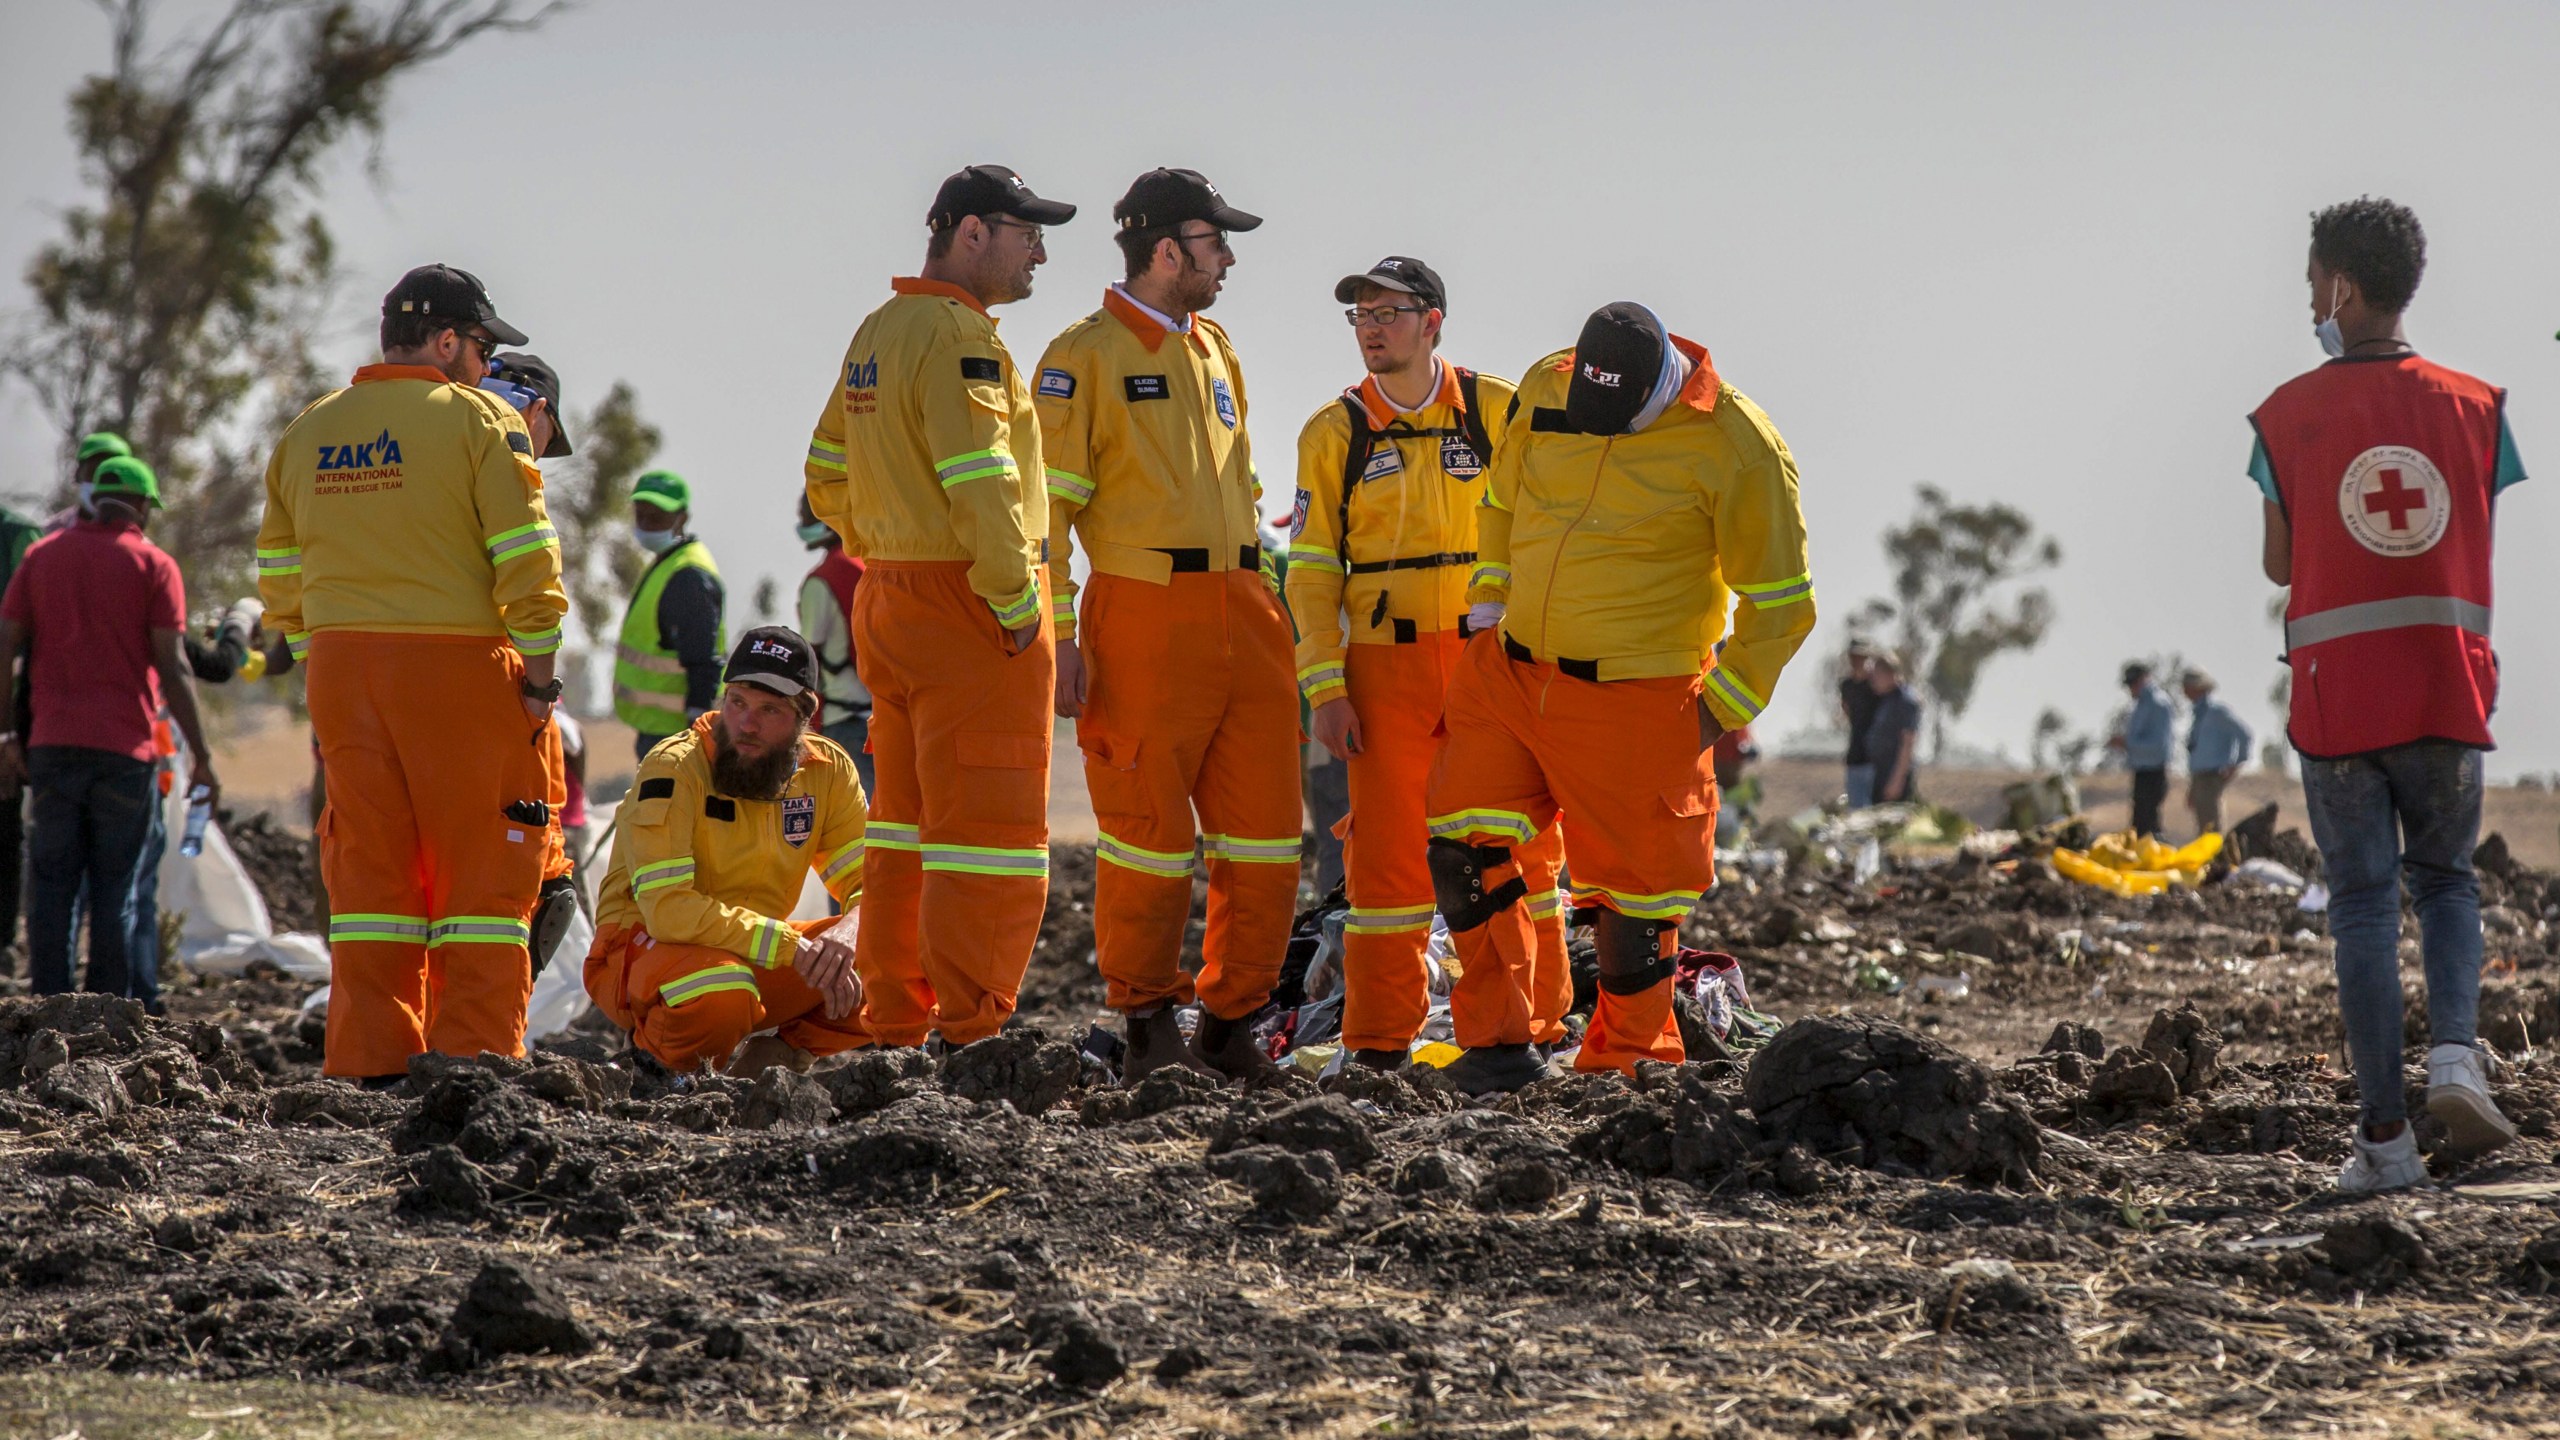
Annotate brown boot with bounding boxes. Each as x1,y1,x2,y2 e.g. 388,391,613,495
1123,1008,1218,1085
1191,1011,1276,1082
1442,1042,1556,1096
727,1034,816,1078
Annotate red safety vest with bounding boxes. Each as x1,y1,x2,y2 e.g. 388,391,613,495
810,546,862,619
2251,354,2504,758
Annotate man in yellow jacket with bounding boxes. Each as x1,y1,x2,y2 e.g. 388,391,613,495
1039,168,1300,1081
804,163,1071,1050
258,263,567,1083
585,627,869,1074
1286,256,1568,1067
1428,302,1816,1093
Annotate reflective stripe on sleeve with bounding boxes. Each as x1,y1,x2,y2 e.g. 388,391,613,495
1705,667,1767,722
632,857,696,895
1469,562,1511,591
1730,571,1813,609
509,626,563,656
806,437,848,474
746,917,794,969
1284,543,1345,572
989,581,1042,630
820,839,864,884
935,448,1019,489
485,522,559,565
866,822,922,852
1296,660,1347,699
256,546,303,576
1046,469,1095,504
327,912,430,944
659,962,760,1008
1096,832,1196,878
286,633,310,660
1050,591,1077,624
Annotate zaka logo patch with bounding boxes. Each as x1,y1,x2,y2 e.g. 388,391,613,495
1211,377,1237,429
782,795,816,847
316,429,402,470
1441,436,1484,479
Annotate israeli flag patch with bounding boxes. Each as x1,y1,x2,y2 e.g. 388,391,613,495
782,795,816,848
1211,376,1237,429
1037,368,1076,400
1361,447,1403,482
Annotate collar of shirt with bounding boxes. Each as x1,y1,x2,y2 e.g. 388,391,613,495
1350,357,1457,430
352,363,457,386
892,275,993,319
1103,285,1207,355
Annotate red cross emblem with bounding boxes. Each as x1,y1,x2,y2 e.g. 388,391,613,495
2363,467,2427,531
2337,446,2449,557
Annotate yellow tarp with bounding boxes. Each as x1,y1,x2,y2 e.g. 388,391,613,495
2054,830,2223,896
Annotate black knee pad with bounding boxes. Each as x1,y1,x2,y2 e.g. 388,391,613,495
1428,836,1527,932
530,874,580,976
1592,908,1675,995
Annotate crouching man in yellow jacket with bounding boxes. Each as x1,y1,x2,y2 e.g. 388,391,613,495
585,627,871,1073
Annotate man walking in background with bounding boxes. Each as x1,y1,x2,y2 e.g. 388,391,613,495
2112,662,2173,836
2179,668,2251,834
1837,640,1880,808
0,457,217,1000
795,492,874,797
1039,168,1300,1082
2249,196,2523,1190
259,262,566,1083
1286,255,1567,1069
615,471,724,759
808,164,1067,1050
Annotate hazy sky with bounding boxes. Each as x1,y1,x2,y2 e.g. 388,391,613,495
5,1,2556,774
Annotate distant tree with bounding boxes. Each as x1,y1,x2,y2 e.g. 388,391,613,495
4,0,552,606
751,575,779,626
1851,484,2061,759
2031,707,2098,776
540,382,658,711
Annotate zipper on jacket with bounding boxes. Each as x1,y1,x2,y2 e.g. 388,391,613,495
1537,437,1612,662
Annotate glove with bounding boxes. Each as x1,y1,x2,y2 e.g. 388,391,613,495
1467,602,1506,633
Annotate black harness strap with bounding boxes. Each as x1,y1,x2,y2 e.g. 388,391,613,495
1334,368,1496,634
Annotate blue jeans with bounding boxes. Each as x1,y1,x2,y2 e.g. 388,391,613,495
1844,763,1876,809
822,714,876,799
26,747,155,997
67,779,168,1010
2300,741,2484,1129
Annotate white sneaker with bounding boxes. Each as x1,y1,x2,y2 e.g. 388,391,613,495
2337,1126,2426,1193
2426,1043,2519,1156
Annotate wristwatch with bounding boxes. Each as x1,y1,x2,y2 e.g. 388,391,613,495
520,677,564,705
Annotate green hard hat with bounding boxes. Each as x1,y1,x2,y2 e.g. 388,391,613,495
76,432,131,463
89,455,160,505
633,470,691,511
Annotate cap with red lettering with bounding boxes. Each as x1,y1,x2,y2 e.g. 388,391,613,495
724,625,818,698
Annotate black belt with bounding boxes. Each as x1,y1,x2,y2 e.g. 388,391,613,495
1346,549,1477,576
1504,633,1599,682
1155,545,1259,573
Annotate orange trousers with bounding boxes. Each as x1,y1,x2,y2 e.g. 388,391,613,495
1336,634,1569,1051
1426,632,1718,1073
1078,570,1302,1019
852,561,1053,1046
585,918,868,1071
309,632,556,1078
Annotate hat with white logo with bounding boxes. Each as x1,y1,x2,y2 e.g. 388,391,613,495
1333,256,1446,312
929,164,1077,231
723,625,818,698
1113,168,1262,232
1564,301,1667,435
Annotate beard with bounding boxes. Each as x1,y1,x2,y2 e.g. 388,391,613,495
1173,250,1222,312
709,718,803,800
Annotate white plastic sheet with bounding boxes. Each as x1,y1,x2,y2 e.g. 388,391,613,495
155,785,330,982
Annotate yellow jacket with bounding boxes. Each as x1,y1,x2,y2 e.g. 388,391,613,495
594,716,868,968
1035,289,1260,640
257,364,568,660
803,277,1044,629
1471,338,1815,727
1285,361,1513,706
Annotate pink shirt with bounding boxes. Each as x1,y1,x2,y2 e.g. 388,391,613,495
0,518,185,761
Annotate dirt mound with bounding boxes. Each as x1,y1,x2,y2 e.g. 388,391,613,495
0,994,266,1124
221,810,322,934
1743,1013,2043,1185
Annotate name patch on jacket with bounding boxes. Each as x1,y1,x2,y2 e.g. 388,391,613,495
1124,375,1169,402
782,795,816,847
506,431,532,455
1441,437,1484,478
636,777,676,801
1211,377,1237,429
1038,368,1076,399
959,356,1003,383
703,796,738,822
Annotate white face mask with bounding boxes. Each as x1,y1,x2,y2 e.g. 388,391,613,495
796,520,834,546
75,482,96,515
634,524,680,553
2314,277,2348,358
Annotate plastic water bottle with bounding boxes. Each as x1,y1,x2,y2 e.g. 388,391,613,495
178,785,214,858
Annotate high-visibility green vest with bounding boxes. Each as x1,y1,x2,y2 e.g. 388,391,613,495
615,539,722,735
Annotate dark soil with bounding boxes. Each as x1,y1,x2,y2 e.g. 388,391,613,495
4,837,2559,1437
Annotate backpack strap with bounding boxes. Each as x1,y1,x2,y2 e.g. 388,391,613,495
1335,392,1372,570
1455,367,1494,468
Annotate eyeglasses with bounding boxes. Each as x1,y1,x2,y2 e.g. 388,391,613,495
1176,227,1232,254
1345,304,1428,327
983,216,1044,247
456,329,497,359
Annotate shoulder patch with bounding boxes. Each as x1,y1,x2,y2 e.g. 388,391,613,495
1361,447,1403,482
506,430,532,455
1124,375,1169,402
1211,376,1237,429
703,796,738,822
1289,486,1313,539
959,356,1003,383
1037,368,1076,399
636,776,676,801
781,794,816,847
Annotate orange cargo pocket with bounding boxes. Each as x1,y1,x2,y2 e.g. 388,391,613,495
1079,734,1149,820
1659,783,1712,820
956,731,1047,770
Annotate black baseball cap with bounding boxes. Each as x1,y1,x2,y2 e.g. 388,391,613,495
1565,302,1667,436
381,263,527,346
1113,168,1262,232
1334,256,1445,311
928,164,1077,231
724,626,819,699
486,352,572,458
